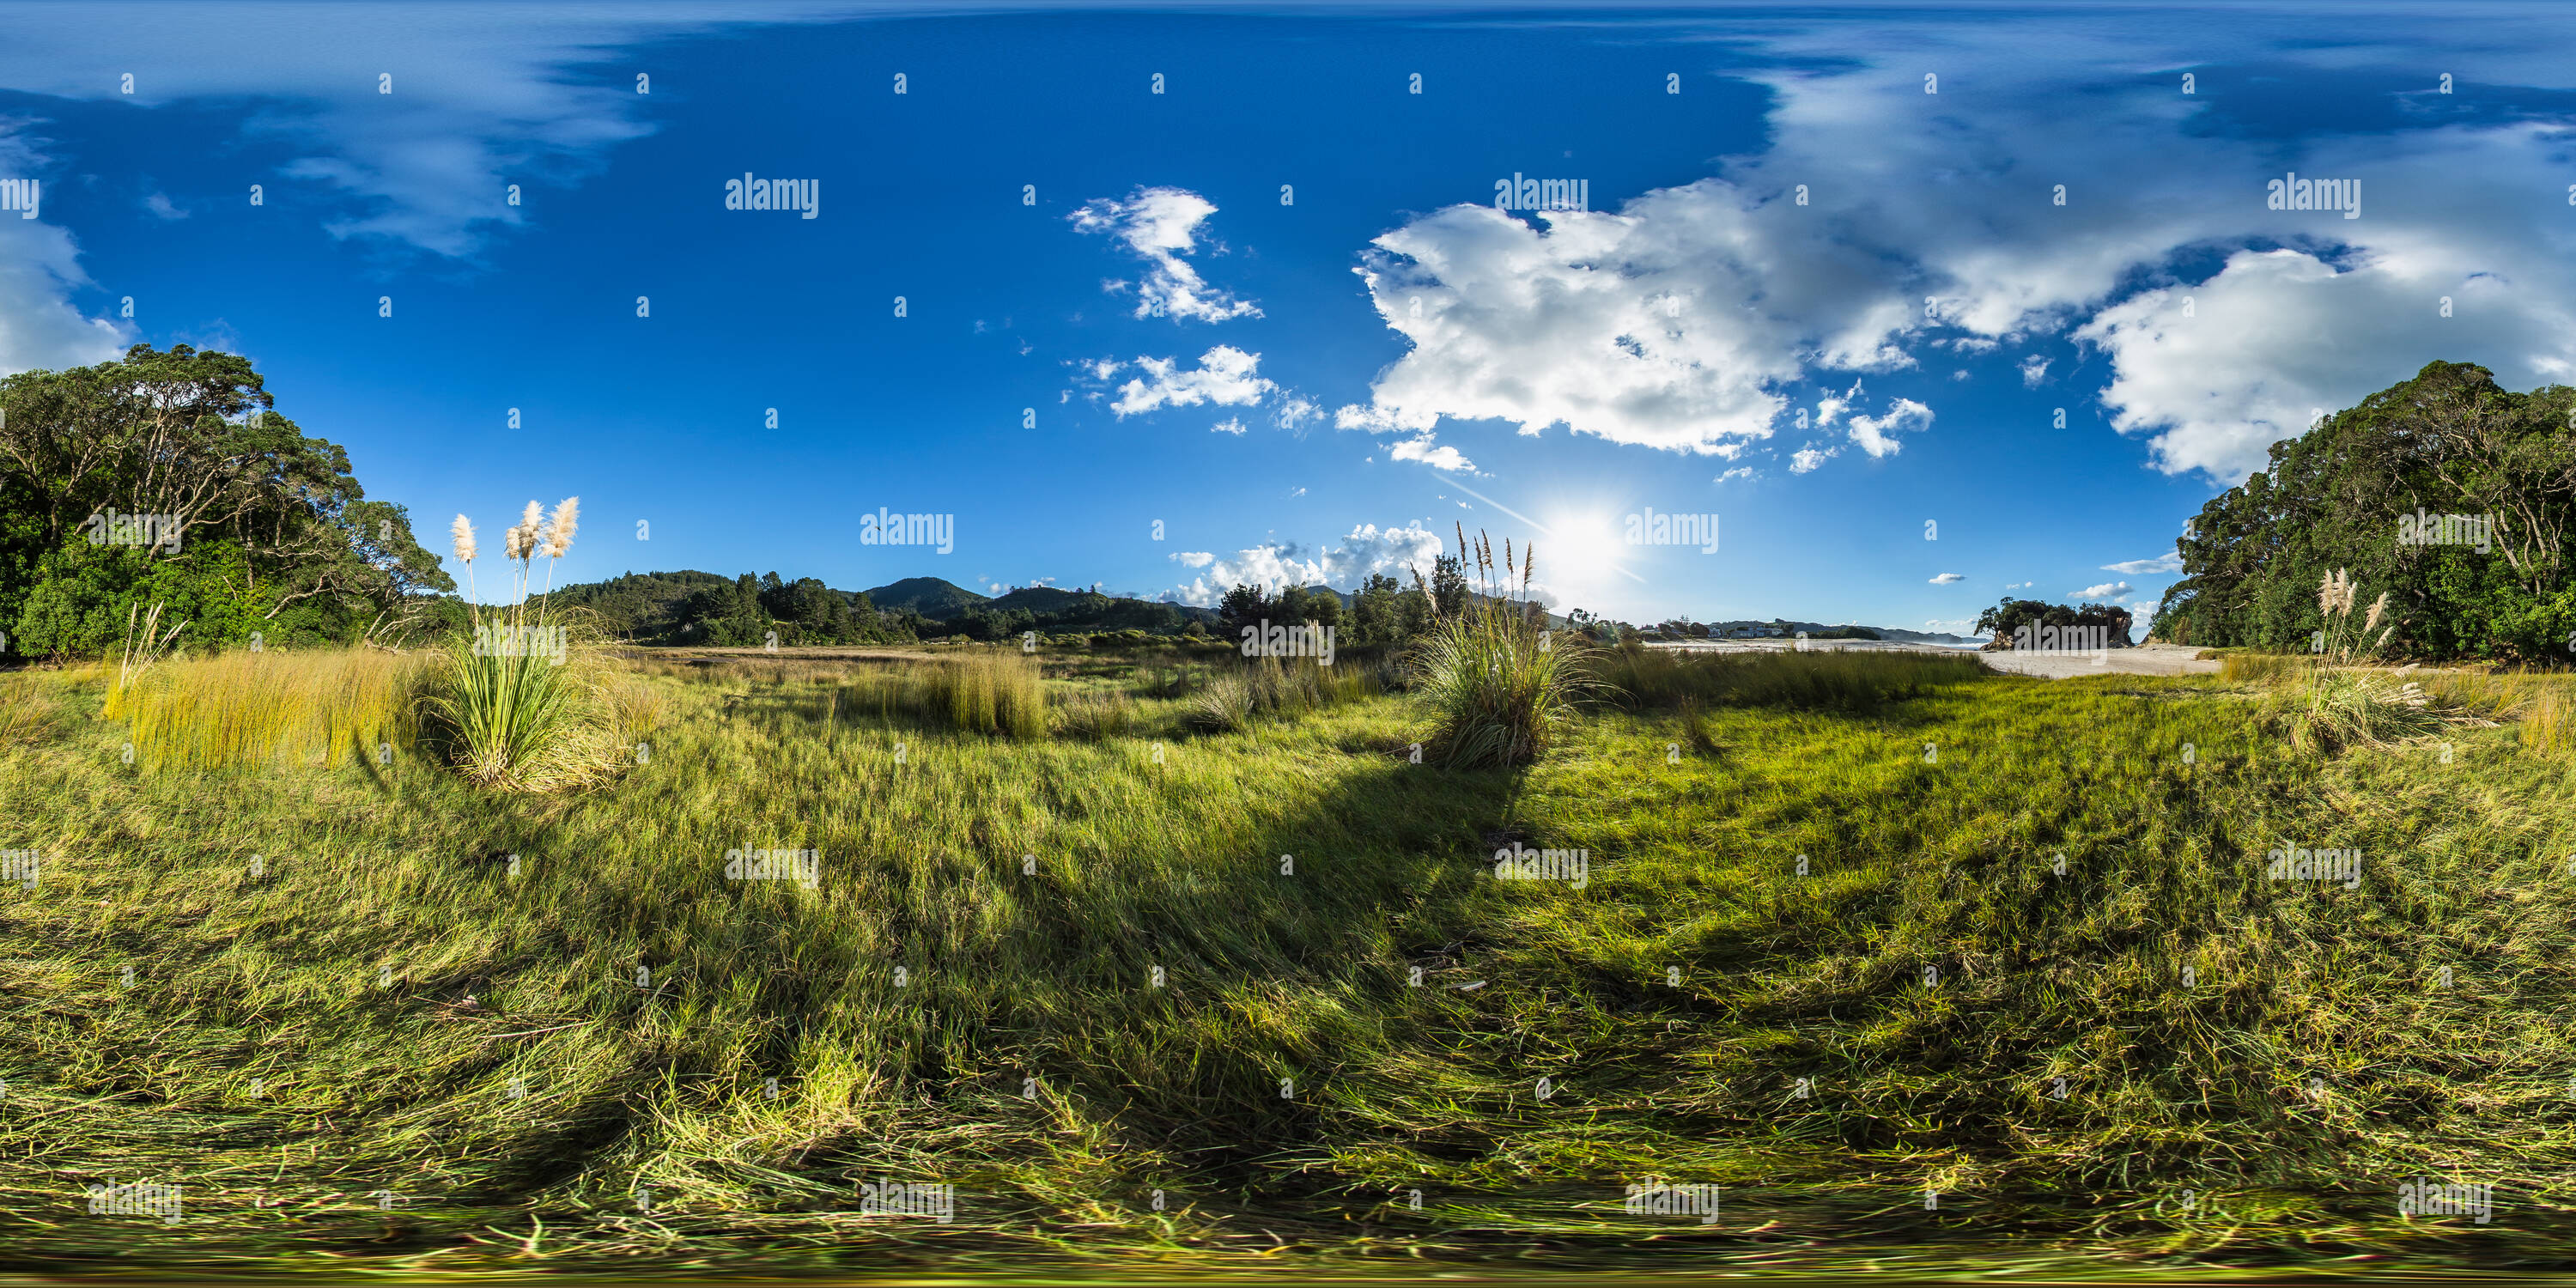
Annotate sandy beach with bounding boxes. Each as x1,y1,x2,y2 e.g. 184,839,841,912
1643,637,2221,679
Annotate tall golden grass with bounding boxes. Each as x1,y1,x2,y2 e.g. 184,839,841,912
2218,652,2312,684
117,647,429,771
2217,652,2576,756
100,600,185,722
0,674,54,744
825,653,1046,738
1187,656,1383,732
922,652,1048,738
2521,683,2576,753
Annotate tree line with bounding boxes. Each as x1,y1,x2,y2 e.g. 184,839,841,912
1215,555,1471,647
550,571,930,646
1975,598,2135,648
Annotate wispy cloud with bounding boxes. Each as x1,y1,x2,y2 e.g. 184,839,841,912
2101,553,2181,575
1390,436,1473,472
1071,186,1261,323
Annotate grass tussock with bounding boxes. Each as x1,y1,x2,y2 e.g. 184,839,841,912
1187,657,1382,733
2520,681,2576,753
1052,689,1136,740
117,647,430,772
791,653,1048,740
1407,528,1592,768
918,652,1048,739
2218,651,2313,684
0,674,58,744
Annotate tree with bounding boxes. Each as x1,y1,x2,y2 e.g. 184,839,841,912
1977,596,2133,648
1394,585,1433,640
1305,586,1342,633
1217,582,1271,639
2155,360,2576,659
1352,573,1401,643
0,343,453,656
1273,583,1312,628
1429,555,1468,620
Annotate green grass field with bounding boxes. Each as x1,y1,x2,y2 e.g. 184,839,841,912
3,646,2573,1278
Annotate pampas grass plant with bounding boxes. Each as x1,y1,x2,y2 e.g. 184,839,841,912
426,497,623,791
1407,526,1592,768
1054,689,1137,740
2277,571,2490,754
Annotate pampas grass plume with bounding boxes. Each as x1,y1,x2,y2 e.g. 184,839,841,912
542,497,579,559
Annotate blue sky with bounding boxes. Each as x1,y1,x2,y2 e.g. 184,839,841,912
4,3,2574,635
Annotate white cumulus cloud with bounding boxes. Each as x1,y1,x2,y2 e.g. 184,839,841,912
1168,522,1448,606
1327,15,2576,484
1108,346,1274,417
1273,396,1321,430
1929,572,1965,585
1847,397,1933,459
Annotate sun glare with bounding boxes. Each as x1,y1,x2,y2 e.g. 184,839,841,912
1539,511,1628,595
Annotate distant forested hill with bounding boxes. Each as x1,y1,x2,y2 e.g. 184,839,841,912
550,571,735,640
547,570,1214,644
868,576,987,619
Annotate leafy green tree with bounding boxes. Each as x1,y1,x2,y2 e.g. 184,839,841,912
1305,586,1341,633
1394,585,1433,640
1352,574,1401,643
1217,583,1271,640
1429,555,1468,620
1977,597,2133,647
1273,584,1312,628
2155,360,2576,659
0,343,452,657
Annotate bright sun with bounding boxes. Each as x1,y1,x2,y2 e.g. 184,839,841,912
1537,511,1628,598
